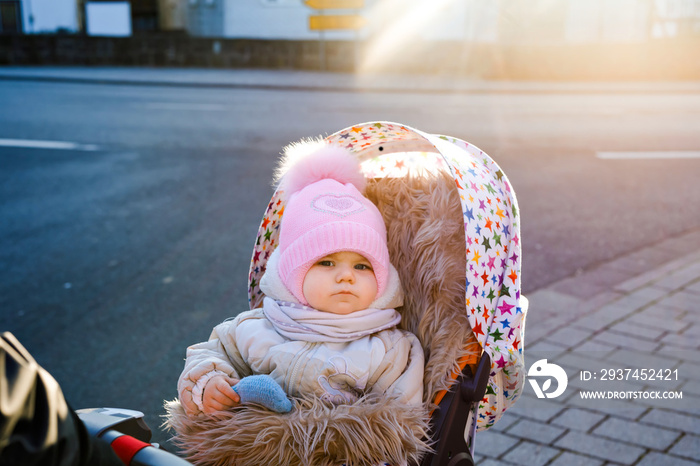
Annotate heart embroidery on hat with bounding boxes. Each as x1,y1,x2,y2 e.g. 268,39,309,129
312,194,366,218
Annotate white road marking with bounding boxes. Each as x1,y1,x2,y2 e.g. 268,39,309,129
0,138,99,151
596,151,700,160
144,102,227,111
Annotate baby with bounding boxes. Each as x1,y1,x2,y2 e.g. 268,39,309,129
178,142,424,417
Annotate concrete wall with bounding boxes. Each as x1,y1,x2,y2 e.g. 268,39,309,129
2,33,699,81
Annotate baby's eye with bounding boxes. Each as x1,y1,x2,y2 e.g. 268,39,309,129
354,263,372,271
318,260,334,267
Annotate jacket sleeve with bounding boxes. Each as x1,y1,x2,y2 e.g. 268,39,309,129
367,330,425,405
177,314,254,416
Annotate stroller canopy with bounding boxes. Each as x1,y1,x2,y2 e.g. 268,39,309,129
248,122,526,430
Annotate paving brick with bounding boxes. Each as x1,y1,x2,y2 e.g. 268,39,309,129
615,254,684,292
669,434,700,462
576,339,616,353
526,289,583,314
666,394,700,417
675,361,700,382
550,408,605,432
573,312,619,332
679,379,700,397
653,264,700,292
680,307,700,323
506,395,567,422
636,452,700,466
526,340,568,356
626,312,687,333
681,260,700,275
658,290,695,311
660,331,700,349
582,263,634,287
598,298,645,318
477,459,517,466
505,419,566,444
603,348,682,371
489,412,520,432
637,303,686,320
608,320,666,340
627,286,670,305
548,451,604,466
574,308,633,332
631,390,696,415
680,323,700,338
523,317,571,344
474,430,520,459
640,409,700,435
616,272,659,293
592,330,660,352
567,395,648,421
592,416,680,450
501,440,559,466
685,279,700,295
554,431,644,464
555,353,608,378
551,276,609,300
658,343,688,352
651,282,680,293
577,290,625,315
544,326,592,349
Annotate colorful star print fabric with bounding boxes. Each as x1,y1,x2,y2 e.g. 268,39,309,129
248,122,526,431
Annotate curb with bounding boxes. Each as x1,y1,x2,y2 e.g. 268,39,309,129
3,68,700,95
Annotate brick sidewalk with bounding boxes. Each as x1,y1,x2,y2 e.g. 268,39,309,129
475,229,700,465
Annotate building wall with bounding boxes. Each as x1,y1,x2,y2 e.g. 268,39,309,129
223,0,367,39
15,0,700,42
652,0,700,37
363,0,500,42
565,0,650,43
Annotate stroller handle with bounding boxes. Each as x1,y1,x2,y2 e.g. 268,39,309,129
0,332,190,466
78,408,192,466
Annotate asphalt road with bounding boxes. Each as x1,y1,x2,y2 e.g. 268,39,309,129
1,77,699,447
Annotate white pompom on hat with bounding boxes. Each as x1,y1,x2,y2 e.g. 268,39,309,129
274,141,390,306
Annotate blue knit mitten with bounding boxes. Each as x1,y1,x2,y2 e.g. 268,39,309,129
232,375,292,413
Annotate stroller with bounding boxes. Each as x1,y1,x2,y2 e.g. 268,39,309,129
165,122,527,466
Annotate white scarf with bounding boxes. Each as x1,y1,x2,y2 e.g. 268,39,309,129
262,297,401,343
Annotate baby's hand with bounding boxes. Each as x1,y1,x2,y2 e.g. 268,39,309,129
202,375,240,414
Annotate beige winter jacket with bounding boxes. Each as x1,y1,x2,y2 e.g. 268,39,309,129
178,306,424,416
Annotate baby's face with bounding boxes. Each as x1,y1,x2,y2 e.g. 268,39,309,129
302,251,378,315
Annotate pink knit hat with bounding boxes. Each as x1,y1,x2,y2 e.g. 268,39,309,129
275,142,389,306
